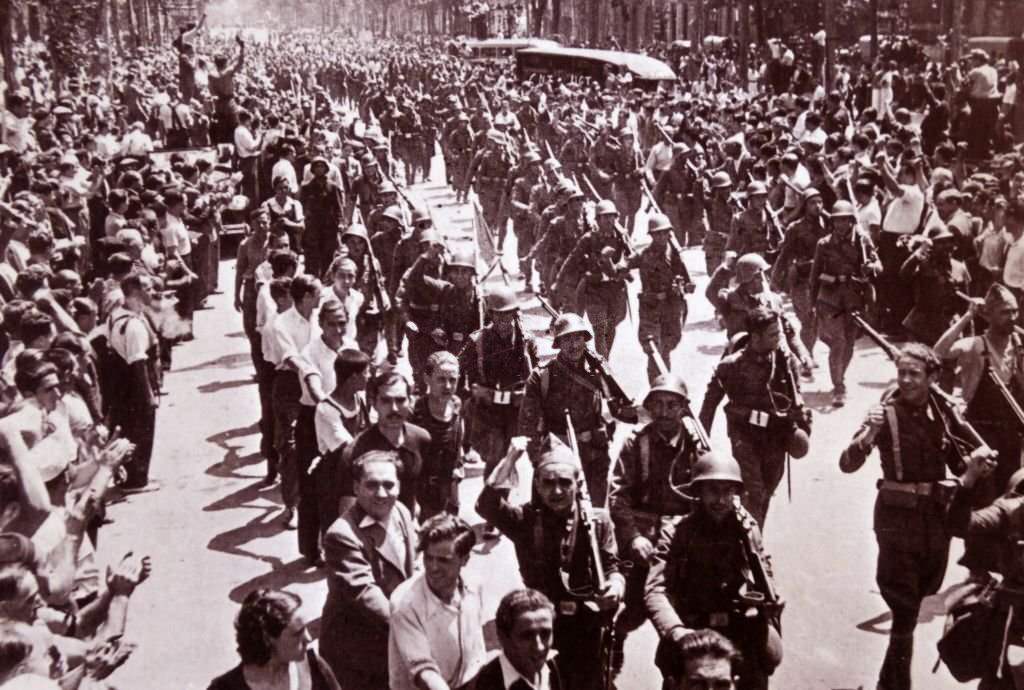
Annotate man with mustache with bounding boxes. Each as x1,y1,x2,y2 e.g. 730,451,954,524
337,370,429,517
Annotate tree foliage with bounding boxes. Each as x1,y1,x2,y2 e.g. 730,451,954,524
46,0,103,80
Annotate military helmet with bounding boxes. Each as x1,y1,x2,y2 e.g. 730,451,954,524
378,180,397,196
447,245,477,270
543,159,562,173
745,180,768,196
410,206,432,226
689,451,744,486
711,171,733,188
359,153,378,168
643,374,689,408
486,128,505,144
418,228,444,247
380,205,405,225
523,150,542,165
342,223,370,243
648,213,673,233
551,312,593,345
565,183,585,202
830,200,857,219
485,285,520,312
595,199,618,216
735,253,770,283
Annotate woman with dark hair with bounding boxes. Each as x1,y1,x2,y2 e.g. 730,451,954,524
208,588,340,690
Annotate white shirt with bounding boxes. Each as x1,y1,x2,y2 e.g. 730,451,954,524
255,282,276,331
2,112,36,153
234,125,260,158
108,307,153,365
857,196,882,235
1004,233,1024,289
269,307,317,370
314,398,356,454
323,285,364,343
388,573,487,690
497,652,556,690
271,158,299,194
645,141,674,175
161,213,191,257
882,184,926,235
260,308,283,364
298,335,356,406
120,129,154,156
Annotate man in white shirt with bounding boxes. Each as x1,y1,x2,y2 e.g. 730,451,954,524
2,95,37,154
234,109,262,202
157,86,193,149
877,156,926,331
388,514,487,690
967,48,1001,159
471,588,561,690
271,144,299,195
119,122,154,157
268,274,321,528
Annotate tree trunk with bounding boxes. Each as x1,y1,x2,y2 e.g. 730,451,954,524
149,0,162,44
125,0,139,48
0,0,15,91
532,0,546,35
110,0,123,53
551,0,560,34
738,0,748,87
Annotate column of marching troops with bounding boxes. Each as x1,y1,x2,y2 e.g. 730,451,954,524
244,88,1024,690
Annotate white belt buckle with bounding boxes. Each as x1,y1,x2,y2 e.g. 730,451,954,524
748,410,770,427
492,390,511,404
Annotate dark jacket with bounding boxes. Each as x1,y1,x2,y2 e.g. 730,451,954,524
471,654,563,690
207,650,341,690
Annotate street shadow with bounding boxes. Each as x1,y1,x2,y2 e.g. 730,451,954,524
227,556,327,604
205,481,288,568
173,352,252,373
225,331,248,339
858,381,893,390
683,318,721,333
696,343,726,357
206,423,262,478
855,584,958,635
198,378,256,394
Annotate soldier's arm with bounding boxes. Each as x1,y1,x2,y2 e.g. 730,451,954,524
947,489,1014,537
644,520,689,642
608,436,641,546
553,236,588,289
698,367,727,432
839,409,884,474
516,370,545,439
475,483,527,543
672,246,693,285
808,242,823,300
597,511,626,592
704,262,733,312
724,212,744,252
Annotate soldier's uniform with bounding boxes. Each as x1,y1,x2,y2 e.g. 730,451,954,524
395,252,445,388
542,201,588,311
519,346,631,508
704,188,734,276
645,462,782,690
464,133,514,231
653,153,702,248
560,130,591,180
588,135,618,200
900,247,971,347
610,137,645,234
809,217,880,402
341,225,389,359
476,477,622,690
728,206,778,260
556,230,629,358
459,312,539,476
509,169,541,286
609,414,694,672
840,388,968,690
773,212,828,353
626,215,692,383
442,115,474,198
699,341,810,527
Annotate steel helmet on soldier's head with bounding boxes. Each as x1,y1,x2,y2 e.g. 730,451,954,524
380,205,405,225
485,285,520,312
595,199,618,216
735,253,770,283
711,171,733,188
378,180,397,195
830,200,857,219
745,180,768,196
343,223,370,242
411,206,431,225
689,451,744,486
418,229,444,247
551,312,592,345
643,374,689,408
566,183,585,201
359,153,378,168
648,213,673,233
447,245,477,270
523,150,542,165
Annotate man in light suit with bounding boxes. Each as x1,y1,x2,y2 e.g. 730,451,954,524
473,588,563,690
320,450,416,689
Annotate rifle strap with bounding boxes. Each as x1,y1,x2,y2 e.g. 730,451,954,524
885,404,903,482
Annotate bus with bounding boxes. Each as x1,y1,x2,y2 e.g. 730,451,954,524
515,46,677,89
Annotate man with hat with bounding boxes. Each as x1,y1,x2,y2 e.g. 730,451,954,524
965,48,1001,160
609,373,696,675
394,230,447,389
476,434,625,690
935,283,1024,575
352,153,383,224
809,199,882,407
610,128,647,236
645,450,783,690
541,183,588,311
508,150,544,289
553,199,630,358
899,222,970,348
653,142,703,248
623,213,693,382
699,306,812,527
518,311,636,507
464,129,514,232
727,180,780,260
704,171,735,275
840,342,997,690
442,111,474,202
300,156,346,279
772,187,829,359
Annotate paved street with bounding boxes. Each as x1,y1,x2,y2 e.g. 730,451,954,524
96,161,972,690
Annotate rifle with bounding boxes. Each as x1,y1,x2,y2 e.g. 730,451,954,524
580,174,637,259
362,227,392,317
537,295,636,416
852,311,987,451
565,412,614,690
734,499,785,631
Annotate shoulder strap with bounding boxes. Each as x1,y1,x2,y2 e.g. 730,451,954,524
639,433,651,504
884,404,903,481
540,365,551,400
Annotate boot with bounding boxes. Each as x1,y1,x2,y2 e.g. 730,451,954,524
878,632,913,690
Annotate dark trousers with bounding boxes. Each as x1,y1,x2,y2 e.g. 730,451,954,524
257,356,279,472
878,233,913,331
296,405,320,559
120,404,157,488
239,156,260,206
272,371,303,509
553,605,607,690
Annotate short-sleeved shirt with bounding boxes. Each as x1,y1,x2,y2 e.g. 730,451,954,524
269,307,317,370
969,64,1000,99
298,334,357,406
882,184,925,235
108,307,153,365
160,213,191,257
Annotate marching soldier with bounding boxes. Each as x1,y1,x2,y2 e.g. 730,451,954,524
518,313,638,507
413,245,482,358
508,151,544,289
728,181,780,260
611,128,647,235
653,143,702,248
771,188,828,359
553,199,630,359
541,184,589,311
464,129,514,231
459,286,539,535
809,200,882,407
394,230,446,387
626,213,693,383
476,435,626,690
442,112,474,202
389,206,434,299
645,451,784,690
704,171,735,275
299,156,345,279
839,342,996,690
589,127,619,201
899,225,971,348
560,123,591,180
699,306,812,527
340,223,389,360
609,374,695,676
